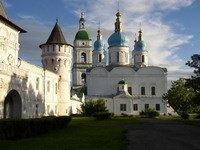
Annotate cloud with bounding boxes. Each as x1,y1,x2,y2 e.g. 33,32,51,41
15,0,195,83
17,14,36,20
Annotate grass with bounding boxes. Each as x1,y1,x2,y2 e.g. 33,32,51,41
0,116,144,150
157,115,200,126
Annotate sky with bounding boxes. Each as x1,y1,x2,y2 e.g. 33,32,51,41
2,0,200,85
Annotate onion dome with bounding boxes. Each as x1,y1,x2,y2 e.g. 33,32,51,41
94,29,104,51
118,79,128,84
75,30,91,40
108,32,129,47
134,30,147,51
108,10,130,47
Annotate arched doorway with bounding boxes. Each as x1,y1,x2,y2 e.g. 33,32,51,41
4,90,22,119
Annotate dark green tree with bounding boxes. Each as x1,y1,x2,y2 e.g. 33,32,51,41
186,54,200,107
163,78,196,118
81,98,108,116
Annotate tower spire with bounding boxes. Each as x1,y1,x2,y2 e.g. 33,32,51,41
97,22,102,40
114,9,123,32
138,23,143,41
79,12,86,30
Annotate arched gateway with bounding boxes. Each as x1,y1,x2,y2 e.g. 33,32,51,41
4,90,22,119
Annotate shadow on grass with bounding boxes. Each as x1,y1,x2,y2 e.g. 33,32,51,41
0,117,144,150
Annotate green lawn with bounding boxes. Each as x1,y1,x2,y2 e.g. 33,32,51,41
0,117,143,150
157,115,200,126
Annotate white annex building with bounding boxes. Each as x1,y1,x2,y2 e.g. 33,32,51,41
0,2,168,119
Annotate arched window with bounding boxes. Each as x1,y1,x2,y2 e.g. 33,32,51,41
81,73,86,84
117,52,119,62
151,86,156,95
142,55,145,63
141,87,145,95
81,53,86,63
109,52,111,63
99,54,102,62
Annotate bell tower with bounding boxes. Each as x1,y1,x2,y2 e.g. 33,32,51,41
73,12,92,87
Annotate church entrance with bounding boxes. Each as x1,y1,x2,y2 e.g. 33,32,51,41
3,90,22,119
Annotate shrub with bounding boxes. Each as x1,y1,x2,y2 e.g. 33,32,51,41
81,99,108,116
180,113,189,119
140,108,159,118
0,116,71,140
93,112,112,120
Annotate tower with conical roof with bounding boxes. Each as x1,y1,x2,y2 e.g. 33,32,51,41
39,20,73,116
107,10,130,65
92,28,106,67
132,29,148,67
73,12,92,87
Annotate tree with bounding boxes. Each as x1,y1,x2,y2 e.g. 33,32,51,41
81,98,108,116
163,78,196,117
186,54,200,107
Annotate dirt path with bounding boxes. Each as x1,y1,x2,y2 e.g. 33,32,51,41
125,118,200,150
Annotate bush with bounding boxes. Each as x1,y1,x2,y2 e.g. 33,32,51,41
180,113,189,119
93,112,112,120
0,116,71,140
140,108,159,118
81,99,108,116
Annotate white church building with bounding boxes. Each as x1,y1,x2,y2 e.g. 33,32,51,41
86,11,168,115
0,2,168,119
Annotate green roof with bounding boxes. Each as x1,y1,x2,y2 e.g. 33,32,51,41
118,79,128,84
75,30,91,40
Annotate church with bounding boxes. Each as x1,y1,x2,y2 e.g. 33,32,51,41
86,11,168,115
0,2,167,119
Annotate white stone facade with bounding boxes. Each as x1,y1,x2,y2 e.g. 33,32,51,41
0,4,82,119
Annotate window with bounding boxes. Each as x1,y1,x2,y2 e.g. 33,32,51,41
81,73,86,83
151,86,156,95
120,104,126,111
53,45,55,52
47,105,50,114
141,87,145,95
99,54,102,62
128,87,132,95
133,104,138,111
55,83,58,94
117,52,119,62
47,80,50,92
145,104,149,110
35,104,39,117
109,52,111,63
36,77,39,90
81,53,86,63
156,104,160,111
142,55,145,63
55,105,57,114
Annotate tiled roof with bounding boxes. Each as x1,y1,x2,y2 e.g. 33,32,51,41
46,22,67,44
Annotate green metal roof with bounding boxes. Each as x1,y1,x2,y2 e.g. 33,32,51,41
118,79,128,84
75,30,91,40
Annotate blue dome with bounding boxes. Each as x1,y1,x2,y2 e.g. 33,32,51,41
134,40,147,51
94,39,104,51
108,32,130,47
